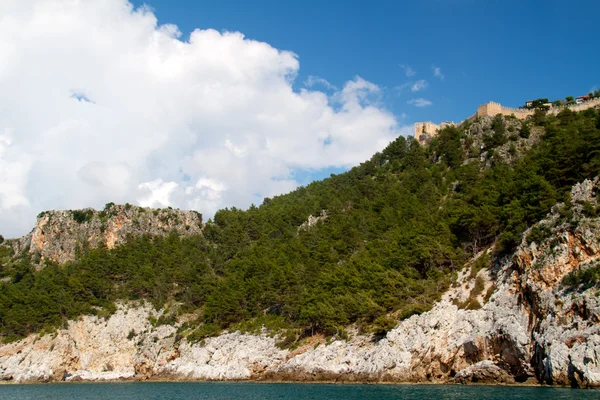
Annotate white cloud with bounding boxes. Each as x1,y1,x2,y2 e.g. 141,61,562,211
399,64,416,77
408,98,433,107
433,66,444,80
411,80,428,92
0,0,404,237
138,179,179,208
394,82,411,94
304,75,336,90
395,79,427,94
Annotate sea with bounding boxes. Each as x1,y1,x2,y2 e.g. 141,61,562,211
0,382,598,400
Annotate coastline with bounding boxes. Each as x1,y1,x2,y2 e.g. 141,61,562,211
0,372,556,387
0,377,552,388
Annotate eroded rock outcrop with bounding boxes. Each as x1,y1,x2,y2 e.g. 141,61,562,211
5,204,203,264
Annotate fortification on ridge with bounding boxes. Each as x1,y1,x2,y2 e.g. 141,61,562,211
414,98,600,143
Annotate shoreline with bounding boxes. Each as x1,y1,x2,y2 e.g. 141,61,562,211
0,376,568,388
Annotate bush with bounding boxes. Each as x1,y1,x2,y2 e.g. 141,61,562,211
187,323,221,343
519,123,530,138
469,254,491,280
527,225,552,245
563,264,600,290
275,330,297,349
156,313,177,327
72,209,94,224
465,299,482,310
372,315,397,336
483,285,495,303
532,109,547,126
581,201,597,218
473,275,486,296
483,116,508,148
455,275,486,310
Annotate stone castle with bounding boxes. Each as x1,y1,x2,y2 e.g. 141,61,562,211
414,98,600,142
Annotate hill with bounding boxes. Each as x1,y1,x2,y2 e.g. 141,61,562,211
1,107,600,385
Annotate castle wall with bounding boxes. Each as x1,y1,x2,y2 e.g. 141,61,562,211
413,98,600,142
476,98,600,119
549,98,600,114
414,122,441,142
476,102,533,119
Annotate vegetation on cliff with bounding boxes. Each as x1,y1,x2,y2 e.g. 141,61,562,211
0,107,599,342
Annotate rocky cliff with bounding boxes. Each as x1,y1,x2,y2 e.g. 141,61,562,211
5,204,203,265
1,180,599,386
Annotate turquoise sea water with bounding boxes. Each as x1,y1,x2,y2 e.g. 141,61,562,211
0,382,598,400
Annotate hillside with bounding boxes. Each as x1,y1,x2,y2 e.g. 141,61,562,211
1,106,600,385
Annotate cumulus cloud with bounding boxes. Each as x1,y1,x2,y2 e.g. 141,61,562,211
399,64,416,77
0,0,404,237
433,66,444,80
138,179,179,208
411,80,428,92
408,98,433,107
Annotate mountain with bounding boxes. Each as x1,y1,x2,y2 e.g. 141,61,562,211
1,106,600,385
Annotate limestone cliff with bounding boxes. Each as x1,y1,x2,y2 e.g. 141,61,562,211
5,204,203,264
461,115,544,168
1,181,600,386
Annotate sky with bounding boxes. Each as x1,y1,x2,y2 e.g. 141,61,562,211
0,0,598,238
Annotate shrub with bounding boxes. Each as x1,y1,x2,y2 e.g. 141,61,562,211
187,323,221,343
372,315,397,336
520,124,530,138
527,225,552,245
156,313,177,327
581,201,597,218
483,116,508,148
468,254,491,280
483,285,495,303
99,203,116,220
465,299,482,310
275,330,297,349
473,275,486,296
563,264,600,290
72,209,94,224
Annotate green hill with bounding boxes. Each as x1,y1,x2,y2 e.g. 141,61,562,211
1,107,599,343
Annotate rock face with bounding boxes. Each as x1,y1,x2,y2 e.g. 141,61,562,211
461,115,543,169
6,204,203,264
297,210,328,232
0,304,289,382
1,180,600,386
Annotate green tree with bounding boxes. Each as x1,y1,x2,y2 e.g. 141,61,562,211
528,98,549,110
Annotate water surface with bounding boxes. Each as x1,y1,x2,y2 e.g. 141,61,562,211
0,382,596,400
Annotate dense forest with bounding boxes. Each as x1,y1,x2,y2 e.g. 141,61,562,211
1,107,599,343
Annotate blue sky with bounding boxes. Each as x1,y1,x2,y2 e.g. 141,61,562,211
1,0,599,236
131,0,599,126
